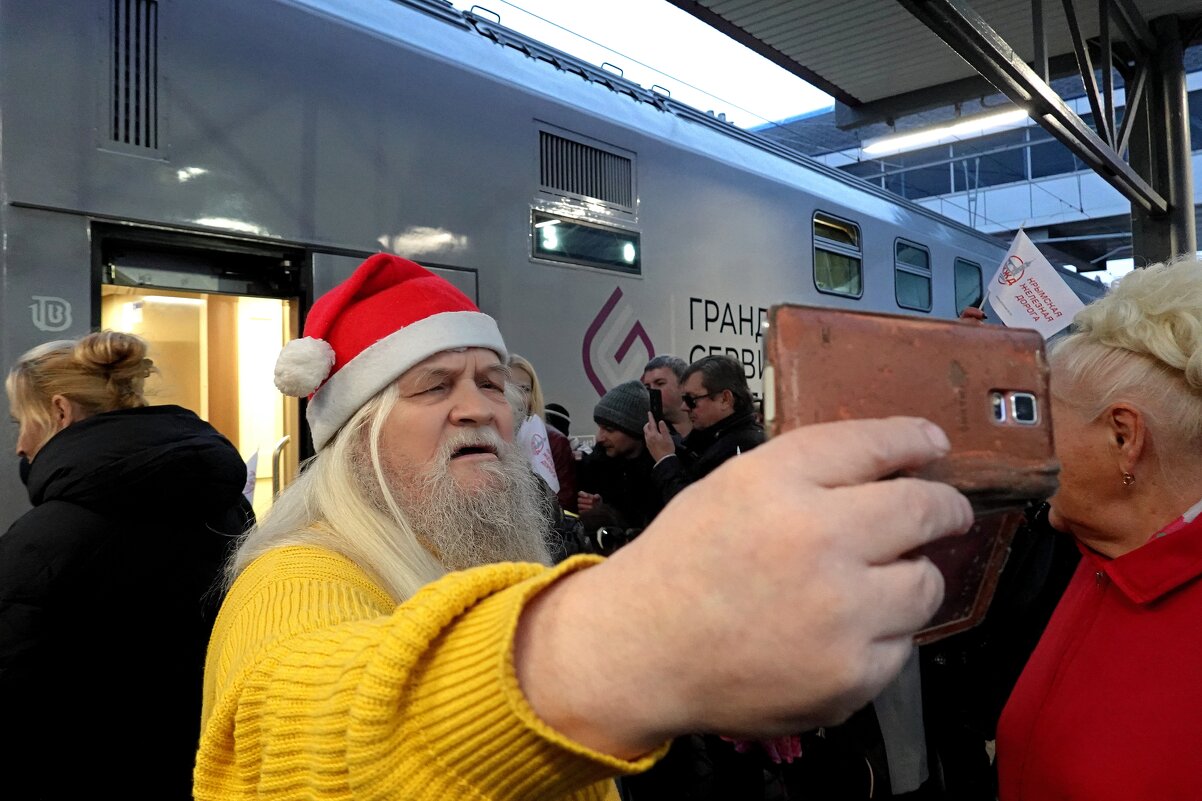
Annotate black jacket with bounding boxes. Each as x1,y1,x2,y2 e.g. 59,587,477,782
577,448,664,533
653,410,765,503
0,406,253,800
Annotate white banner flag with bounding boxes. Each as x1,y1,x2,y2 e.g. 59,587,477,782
985,230,1086,339
516,414,560,493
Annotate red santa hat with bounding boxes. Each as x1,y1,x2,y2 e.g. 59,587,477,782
274,253,506,450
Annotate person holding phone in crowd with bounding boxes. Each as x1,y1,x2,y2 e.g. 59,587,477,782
644,354,765,502
641,355,691,438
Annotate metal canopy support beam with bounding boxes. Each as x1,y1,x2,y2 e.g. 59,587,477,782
834,51,1082,129
898,0,1168,214
1128,16,1197,264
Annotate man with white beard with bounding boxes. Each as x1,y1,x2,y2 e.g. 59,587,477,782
194,254,973,801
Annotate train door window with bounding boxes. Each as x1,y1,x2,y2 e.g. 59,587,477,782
531,211,640,274
813,212,863,298
954,258,983,310
895,240,932,312
97,232,303,519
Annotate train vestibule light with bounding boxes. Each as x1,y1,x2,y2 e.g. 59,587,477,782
143,295,205,306
622,242,636,263
862,108,1028,157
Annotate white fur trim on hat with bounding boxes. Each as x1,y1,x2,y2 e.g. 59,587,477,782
274,337,336,397
306,311,506,450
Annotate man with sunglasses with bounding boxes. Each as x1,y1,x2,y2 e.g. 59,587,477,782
646,354,765,503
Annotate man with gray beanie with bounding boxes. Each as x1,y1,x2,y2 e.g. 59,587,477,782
576,380,665,539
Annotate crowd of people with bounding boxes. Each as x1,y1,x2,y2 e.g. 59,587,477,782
1,251,1200,800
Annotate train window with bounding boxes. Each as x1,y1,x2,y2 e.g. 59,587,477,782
895,240,932,312
813,212,863,298
954,258,983,310
531,211,640,274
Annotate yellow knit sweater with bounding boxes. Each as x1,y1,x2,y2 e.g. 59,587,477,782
194,546,658,800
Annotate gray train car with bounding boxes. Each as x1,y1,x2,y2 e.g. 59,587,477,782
0,0,1103,526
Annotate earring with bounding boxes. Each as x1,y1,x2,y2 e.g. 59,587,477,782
1122,472,1135,487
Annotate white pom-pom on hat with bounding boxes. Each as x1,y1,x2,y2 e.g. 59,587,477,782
274,336,336,397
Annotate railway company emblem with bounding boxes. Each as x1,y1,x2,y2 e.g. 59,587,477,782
998,255,1026,286
582,287,655,396
30,296,73,332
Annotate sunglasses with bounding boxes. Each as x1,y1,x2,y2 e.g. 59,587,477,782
681,391,719,410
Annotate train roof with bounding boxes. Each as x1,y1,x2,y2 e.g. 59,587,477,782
296,0,1060,255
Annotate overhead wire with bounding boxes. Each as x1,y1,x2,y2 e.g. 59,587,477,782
470,0,824,133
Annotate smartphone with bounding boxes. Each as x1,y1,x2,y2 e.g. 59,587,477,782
762,304,1059,644
648,387,664,423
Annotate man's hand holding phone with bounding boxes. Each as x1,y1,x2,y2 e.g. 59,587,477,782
644,413,675,463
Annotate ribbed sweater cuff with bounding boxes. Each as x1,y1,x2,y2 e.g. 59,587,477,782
399,556,663,799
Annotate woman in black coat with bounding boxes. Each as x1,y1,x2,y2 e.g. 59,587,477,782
1,331,253,800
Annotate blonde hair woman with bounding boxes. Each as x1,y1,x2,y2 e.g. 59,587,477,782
997,259,1202,799
1,330,252,798
508,353,577,512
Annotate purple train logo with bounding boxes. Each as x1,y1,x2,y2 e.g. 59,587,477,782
582,287,655,396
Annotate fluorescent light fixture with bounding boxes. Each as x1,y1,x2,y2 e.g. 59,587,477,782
862,109,1029,156
534,218,561,228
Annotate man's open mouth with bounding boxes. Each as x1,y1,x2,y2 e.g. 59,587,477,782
451,444,498,459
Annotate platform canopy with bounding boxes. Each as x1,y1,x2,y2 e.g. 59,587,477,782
666,1,1198,114
667,0,1202,260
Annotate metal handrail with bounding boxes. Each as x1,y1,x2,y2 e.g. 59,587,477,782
271,435,291,499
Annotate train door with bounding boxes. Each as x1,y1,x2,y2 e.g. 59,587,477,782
94,227,307,519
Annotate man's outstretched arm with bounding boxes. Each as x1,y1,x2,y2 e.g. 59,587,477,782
514,416,973,759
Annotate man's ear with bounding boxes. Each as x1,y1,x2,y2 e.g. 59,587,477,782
49,394,81,430
1107,403,1146,473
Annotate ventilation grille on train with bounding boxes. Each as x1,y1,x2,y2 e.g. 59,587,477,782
539,132,633,211
111,0,159,149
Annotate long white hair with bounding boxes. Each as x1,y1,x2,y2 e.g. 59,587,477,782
227,383,449,601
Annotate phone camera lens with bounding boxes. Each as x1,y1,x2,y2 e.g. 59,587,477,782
1010,393,1038,425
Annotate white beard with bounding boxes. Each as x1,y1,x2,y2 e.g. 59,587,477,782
384,427,552,570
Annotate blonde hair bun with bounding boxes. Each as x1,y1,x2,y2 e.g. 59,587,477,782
74,330,155,387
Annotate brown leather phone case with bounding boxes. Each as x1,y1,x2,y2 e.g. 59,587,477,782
763,304,1059,644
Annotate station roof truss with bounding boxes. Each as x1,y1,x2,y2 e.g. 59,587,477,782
666,1,1202,215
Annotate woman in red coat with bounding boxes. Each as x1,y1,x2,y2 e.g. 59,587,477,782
997,258,1202,800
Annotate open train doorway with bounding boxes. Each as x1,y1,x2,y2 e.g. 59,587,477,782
95,227,307,519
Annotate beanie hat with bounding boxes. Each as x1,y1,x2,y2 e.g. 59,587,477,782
593,380,650,438
274,253,506,450
544,402,571,436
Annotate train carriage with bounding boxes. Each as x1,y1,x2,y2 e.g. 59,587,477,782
0,0,1103,525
